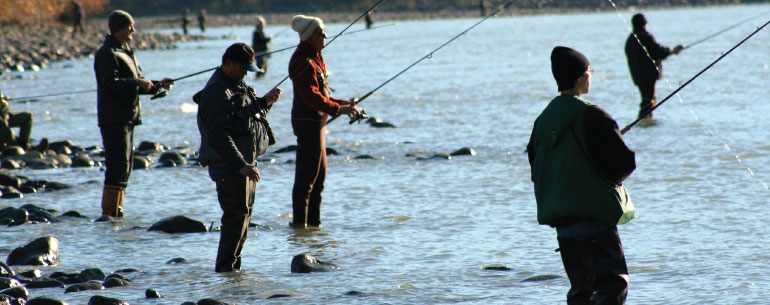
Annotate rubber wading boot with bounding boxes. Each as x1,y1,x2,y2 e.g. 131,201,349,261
101,185,124,217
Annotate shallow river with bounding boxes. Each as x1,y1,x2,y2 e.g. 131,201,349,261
1,4,769,304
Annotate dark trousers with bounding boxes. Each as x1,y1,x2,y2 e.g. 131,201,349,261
557,227,629,305
636,80,656,119
291,121,326,226
100,124,134,188
214,172,256,272
0,111,33,149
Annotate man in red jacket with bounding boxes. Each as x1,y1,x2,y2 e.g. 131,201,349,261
288,15,361,229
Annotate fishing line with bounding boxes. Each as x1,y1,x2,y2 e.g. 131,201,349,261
7,89,96,102
683,10,769,50
328,0,517,124
608,0,770,190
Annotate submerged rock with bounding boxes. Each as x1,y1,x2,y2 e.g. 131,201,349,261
521,274,562,282
145,288,163,298
0,285,29,301
64,282,104,293
24,278,65,289
148,215,207,234
6,236,60,266
481,264,513,271
290,254,339,273
0,277,22,290
272,145,297,153
450,147,476,156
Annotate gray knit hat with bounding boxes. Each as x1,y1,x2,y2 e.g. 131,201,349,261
109,10,134,34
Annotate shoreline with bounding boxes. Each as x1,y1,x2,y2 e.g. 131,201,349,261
0,3,758,74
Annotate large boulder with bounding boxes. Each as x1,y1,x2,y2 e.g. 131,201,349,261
20,204,58,223
290,254,339,273
6,236,60,266
148,215,207,234
0,173,21,188
0,207,28,224
0,285,29,301
77,268,105,282
71,154,96,167
158,151,186,167
24,278,65,289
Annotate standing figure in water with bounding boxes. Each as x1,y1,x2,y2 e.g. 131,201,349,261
625,13,682,119
528,46,637,304
288,15,362,229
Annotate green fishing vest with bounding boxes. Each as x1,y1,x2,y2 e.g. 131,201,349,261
530,95,634,226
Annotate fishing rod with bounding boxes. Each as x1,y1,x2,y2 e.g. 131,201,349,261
7,89,96,102
269,0,388,89
683,10,769,50
150,66,220,99
621,19,769,135
255,23,397,58
328,0,516,125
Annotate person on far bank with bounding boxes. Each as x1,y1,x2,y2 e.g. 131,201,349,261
94,10,174,219
198,9,207,32
625,13,683,119
195,43,281,272
70,0,85,38
181,8,191,35
252,16,271,78
288,15,361,229
528,46,637,305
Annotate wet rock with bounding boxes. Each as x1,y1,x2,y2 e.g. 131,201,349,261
273,145,296,153
113,268,139,273
148,215,207,234
20,204,58,223
0,294,20,305
0,277,22,290
0,262,15,276
132,156,151,170
344,290,369,296
481,264,512,271
48,140,74,153
0,187,22,199
370,121,396,128
59,211,87,219
450,147,476,156
521,274,562,282
64,282,104,293
59,276,84,285
166,257,187,264
54,154,72,166
145,288,162,298
0,207,28,224
104,274,125,281
27,297,70,305
87,295,127,305
416,152,451,161
354,154,375,160
102,277,131,288
6,236,60,266
18,269,41,279
0,173,21,188
290,254,339,273
137,141,165,153
24,278,65,289
77,268,105,282
266,294,291,299
43,181,71,191
0,286,29,301
18,185,37,194
196,298,230,305
326,147,339,156
0,159,22,169
56,146,73,155
2,146,25,157
24,159,56,170
94,215,117,222
158,151,186,166
71,154,96,167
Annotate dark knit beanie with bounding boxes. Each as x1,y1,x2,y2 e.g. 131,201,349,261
550,46,590,91
632,13,647,32
109,10,134,34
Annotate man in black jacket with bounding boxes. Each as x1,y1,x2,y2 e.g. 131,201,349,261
196,43,281,272
94,10,173,219
625,13,682,119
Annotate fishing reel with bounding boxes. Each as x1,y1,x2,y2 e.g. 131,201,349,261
349,108,368,125
150,90,169,100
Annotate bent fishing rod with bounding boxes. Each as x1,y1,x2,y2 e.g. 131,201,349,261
328,0,516,124
621,19,769,135
683,10,769,50
268,0,388,90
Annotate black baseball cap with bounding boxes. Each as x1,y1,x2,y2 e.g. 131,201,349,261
222,43,260,72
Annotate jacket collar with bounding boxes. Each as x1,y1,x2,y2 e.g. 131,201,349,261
104,34,130,52
210,67,245,91
295,40,323,63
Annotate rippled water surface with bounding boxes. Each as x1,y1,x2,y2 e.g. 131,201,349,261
1,4,770,304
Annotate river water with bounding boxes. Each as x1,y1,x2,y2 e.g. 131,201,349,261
1,4,769,304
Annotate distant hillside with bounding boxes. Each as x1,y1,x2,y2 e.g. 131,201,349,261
107,0,768,16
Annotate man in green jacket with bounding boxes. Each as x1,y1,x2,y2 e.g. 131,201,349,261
527,46,636,305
